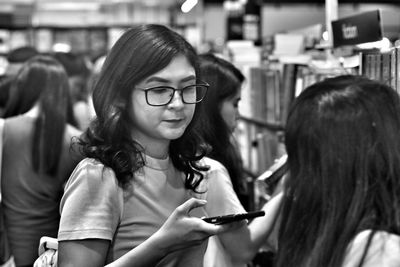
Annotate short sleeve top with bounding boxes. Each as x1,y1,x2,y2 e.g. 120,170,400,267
58,156,244,266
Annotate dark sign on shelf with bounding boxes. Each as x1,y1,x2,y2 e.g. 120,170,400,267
331,10,382,48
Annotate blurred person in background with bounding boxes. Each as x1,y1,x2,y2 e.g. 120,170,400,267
53,52,93,130
198,53,264,267
0,46,39,117
2,55,83,267
197,53,248,209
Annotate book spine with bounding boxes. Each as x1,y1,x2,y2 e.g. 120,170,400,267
381,51,391,86
390,47,397,91
280,64,298,125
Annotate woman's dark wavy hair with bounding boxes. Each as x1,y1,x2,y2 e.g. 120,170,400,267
276,75,400,267
78,24,208,190
197,53,247,204
3,55,77,175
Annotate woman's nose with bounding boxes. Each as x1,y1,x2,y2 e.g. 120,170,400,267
168,90,185,108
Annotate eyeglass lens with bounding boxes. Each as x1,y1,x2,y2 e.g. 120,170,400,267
147,85,207,106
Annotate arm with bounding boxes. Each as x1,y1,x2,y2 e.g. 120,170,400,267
217,193,283,264
204,162,283,265
58,198,242,267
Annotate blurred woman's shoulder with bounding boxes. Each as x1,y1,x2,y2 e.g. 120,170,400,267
343,230,400,267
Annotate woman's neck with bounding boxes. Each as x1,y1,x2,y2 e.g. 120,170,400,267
131,130,170,160
144,145,169,159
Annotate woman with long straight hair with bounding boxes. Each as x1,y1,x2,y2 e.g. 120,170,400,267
197,53,248,209
276,75,400,267
2,55,83,267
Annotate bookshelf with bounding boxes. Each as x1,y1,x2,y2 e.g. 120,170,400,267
359,47,399,90
237,57,353,173
231,31,359,214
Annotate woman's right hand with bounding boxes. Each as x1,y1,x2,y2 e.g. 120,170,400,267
150,198,244,254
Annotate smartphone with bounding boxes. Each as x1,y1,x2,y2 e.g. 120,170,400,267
257,154,288,188
202,211,265,225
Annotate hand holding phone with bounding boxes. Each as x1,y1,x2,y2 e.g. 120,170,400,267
202,211,265,225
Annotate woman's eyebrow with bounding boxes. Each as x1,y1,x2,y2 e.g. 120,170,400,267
145,77,169,83
180,75,196,83
145,75,196,84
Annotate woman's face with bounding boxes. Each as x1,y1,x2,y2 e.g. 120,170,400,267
220,89,241,132
129,55,196,149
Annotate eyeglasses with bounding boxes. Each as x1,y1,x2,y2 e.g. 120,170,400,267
137,82,209,106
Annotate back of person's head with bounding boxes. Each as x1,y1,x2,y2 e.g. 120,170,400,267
197,53,246,200
1,46,39,109
53,52,92,102
82,24,205,189
3,55,76,175
7,46,39,64
4,55,71,117
6,46,39,76
53,52,91,78
277,75,400,267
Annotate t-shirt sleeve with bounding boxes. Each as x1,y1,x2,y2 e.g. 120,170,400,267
58,159,124,241
202,158,246,217
343,230,400,267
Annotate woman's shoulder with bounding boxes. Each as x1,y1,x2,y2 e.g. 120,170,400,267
198,157,232,187
343,230,400,267
67,158,118,189
200,156,228,173
74,157,111,175
4,115,34,129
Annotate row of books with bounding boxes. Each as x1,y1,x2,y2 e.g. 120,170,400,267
359,47,400,90
240,62,348,126
237,60,356,175
236,120,285,177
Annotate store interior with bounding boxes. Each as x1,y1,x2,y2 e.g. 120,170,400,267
1,0,400,203
0,0,399,52
1,4,400,265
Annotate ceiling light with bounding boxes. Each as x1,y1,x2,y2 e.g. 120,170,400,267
181,0,198,13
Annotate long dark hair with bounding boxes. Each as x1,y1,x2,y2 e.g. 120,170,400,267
197,53,247,203
78,24,208,190
3,55,77,175
276,75,400,267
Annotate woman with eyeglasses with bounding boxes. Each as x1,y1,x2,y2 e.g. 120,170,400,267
56,24,282,267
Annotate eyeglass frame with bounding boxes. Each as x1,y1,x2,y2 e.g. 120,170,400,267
136,81,209,107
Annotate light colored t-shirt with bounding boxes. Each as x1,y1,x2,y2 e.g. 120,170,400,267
58,156,243,266
343,230,400,267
